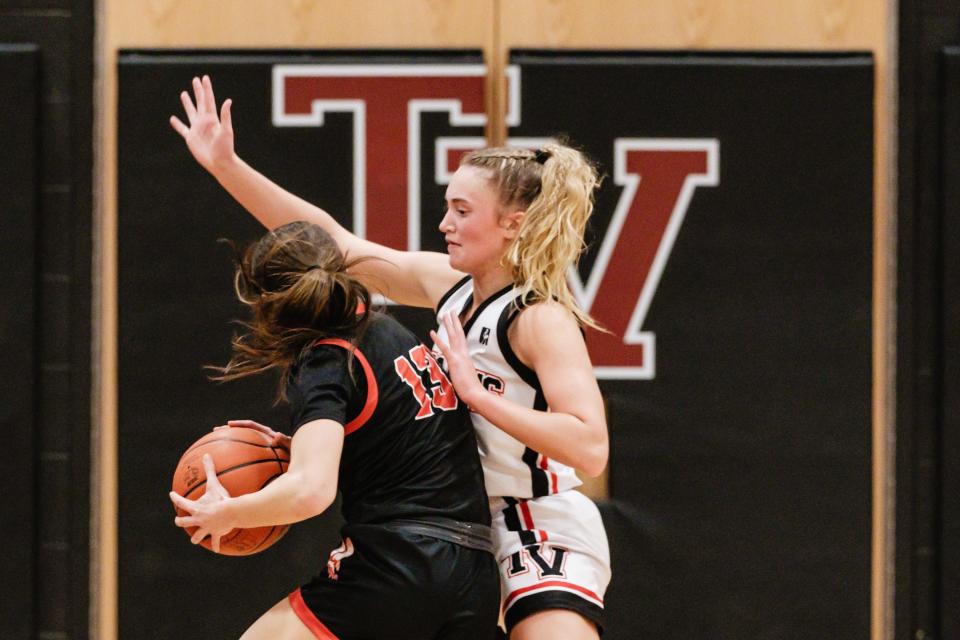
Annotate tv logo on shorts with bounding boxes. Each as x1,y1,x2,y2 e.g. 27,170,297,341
272,64,719,380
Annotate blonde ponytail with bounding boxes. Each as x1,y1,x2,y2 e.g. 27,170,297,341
461,142,603,330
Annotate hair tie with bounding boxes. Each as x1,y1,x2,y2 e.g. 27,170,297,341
533,148,551,164
303,265,324,274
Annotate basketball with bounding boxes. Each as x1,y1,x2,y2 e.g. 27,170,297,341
171,426,291,556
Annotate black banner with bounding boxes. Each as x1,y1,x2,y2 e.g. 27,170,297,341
119,49,874,639
507,50,874,638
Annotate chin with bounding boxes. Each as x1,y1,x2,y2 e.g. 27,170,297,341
447,253,467,272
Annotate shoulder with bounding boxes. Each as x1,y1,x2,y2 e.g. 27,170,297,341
510,299,585,364
361,311,418,351
294,341,351,381
514,298,580,333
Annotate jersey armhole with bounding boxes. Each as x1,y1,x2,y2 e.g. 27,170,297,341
312,338,379,435
495,301,542,391
434,274,472,314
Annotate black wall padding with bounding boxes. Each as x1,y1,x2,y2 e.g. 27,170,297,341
939,47,960,640
509,50,874,639
0,43,39,639
117,50,483,639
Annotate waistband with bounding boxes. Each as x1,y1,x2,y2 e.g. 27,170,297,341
376,516,494,554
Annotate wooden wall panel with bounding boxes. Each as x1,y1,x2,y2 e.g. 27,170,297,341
499,0,883,48
107,0,491,47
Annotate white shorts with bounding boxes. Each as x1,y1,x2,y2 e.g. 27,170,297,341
490,491,612,632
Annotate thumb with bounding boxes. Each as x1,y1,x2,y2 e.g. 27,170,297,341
220,98,233,131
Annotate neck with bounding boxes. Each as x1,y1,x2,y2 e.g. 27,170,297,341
470,266,514,306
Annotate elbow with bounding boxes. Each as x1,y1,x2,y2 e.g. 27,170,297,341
297,483,337,519
579,455,608,479
578,439,609,479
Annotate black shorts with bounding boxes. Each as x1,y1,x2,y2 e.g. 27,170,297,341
291,523,500,640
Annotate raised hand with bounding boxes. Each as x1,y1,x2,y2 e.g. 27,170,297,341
169,74,235,173
430,312,486,407
169,453,234,553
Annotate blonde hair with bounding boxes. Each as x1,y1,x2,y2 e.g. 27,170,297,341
461,142,602,329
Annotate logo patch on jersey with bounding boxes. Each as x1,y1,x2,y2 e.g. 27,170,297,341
479,326,491,345
394,345,459,419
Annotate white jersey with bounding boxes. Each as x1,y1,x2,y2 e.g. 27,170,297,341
435,277,583,499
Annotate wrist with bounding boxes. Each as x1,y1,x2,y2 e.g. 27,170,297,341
210,151,243,177
218,495,242,528
464,386,493,416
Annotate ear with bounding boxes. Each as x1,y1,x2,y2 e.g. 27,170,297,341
500,209,525,239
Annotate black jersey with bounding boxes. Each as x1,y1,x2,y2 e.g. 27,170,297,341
288,312,490,528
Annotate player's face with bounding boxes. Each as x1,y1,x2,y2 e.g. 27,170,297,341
439,165,517,275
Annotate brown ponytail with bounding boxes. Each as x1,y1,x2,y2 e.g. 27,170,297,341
209,221,373,400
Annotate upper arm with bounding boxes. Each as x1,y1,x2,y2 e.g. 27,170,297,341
335,234,465,309
513,303,607,433
287,419,345,501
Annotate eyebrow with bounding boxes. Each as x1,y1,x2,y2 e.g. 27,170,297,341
447,197,472,206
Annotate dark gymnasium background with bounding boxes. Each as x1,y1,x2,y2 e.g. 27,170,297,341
1,2,958,640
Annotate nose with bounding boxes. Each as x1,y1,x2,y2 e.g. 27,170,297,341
438,208,454,233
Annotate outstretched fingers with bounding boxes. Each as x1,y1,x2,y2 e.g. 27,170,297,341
169,115,188,138
169,492,210,547
190,526,212,548
169,87,198,139
169,490,194,517
442,312,468,351
203,75,218,116
202,453,225,494
191,76,204,114
429,329,450,358
220,98,233,132
180,88,198,123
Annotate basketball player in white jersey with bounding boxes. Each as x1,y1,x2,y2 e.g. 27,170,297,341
171,75,611,639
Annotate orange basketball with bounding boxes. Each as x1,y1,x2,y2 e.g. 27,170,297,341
172,426,291,556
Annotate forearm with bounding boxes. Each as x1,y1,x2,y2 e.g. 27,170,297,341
211,153,351,243
469,392,608,477
221,468,335,529
207,153,444,305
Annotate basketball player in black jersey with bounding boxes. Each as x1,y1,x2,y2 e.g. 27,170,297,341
169,221,499,640
173,75,610,639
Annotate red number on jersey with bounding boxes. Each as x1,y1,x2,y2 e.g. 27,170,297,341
394,345,459,419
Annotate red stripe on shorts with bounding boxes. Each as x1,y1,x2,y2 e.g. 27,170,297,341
289,589,340,639
504,580,605,609
518,499,549,543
